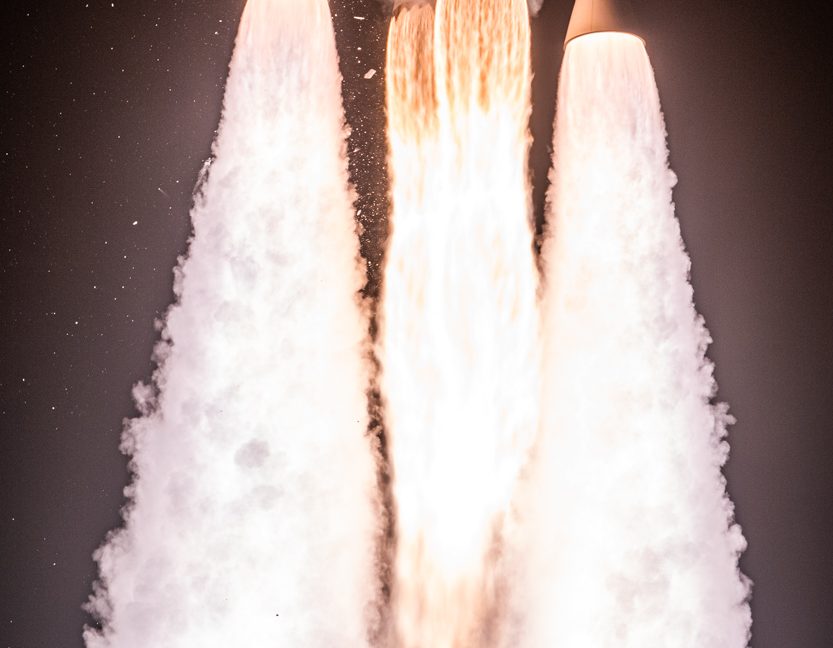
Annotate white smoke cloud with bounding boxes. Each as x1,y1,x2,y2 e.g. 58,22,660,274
84,1,381,646
515,33,751,648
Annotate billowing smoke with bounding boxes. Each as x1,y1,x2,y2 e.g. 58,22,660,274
516,33,752,647
85,3,751,646
84,1,381,646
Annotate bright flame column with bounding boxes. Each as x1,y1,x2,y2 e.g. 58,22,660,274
380,1,540,646
84,1,380,646
521,32,752,648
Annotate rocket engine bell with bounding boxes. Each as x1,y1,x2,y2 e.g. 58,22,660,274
564,0,642,47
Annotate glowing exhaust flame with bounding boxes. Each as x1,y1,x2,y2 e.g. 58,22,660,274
517,32,752,647
84,2,752,645
84,1,381,646
381,1,540,645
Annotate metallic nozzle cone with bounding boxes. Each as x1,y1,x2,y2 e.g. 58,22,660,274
564,0,641,48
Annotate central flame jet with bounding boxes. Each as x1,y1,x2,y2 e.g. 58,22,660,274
381,1,540,646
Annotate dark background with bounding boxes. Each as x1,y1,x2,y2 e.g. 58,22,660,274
1,1,830,646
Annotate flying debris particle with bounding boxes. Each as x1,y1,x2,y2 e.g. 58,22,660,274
363,69,376,79
353,16,366,21
131,220,138,226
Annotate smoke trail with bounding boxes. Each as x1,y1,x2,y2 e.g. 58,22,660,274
519,33,751,647
84,1,381,646
380,1,540,645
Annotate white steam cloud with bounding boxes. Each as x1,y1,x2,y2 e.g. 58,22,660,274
84,1,380,646
516,33,751,647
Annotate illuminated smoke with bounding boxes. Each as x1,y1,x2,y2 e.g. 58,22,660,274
380,1,540,646
84,1,381,646
516,33,752,647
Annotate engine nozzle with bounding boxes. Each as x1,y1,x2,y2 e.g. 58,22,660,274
564,0,641,48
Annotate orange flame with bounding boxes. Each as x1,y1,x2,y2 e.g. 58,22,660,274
381,1,540,645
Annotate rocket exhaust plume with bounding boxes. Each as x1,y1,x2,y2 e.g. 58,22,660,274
84,1,381,646
517,30,752,647
380,1,540,645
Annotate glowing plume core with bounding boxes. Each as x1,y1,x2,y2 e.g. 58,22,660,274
381,1,540,646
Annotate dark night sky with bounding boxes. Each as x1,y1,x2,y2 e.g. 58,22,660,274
1,1,831,647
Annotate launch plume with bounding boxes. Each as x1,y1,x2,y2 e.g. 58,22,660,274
518,32,752,647
84,1,381,646
380,1,540,646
